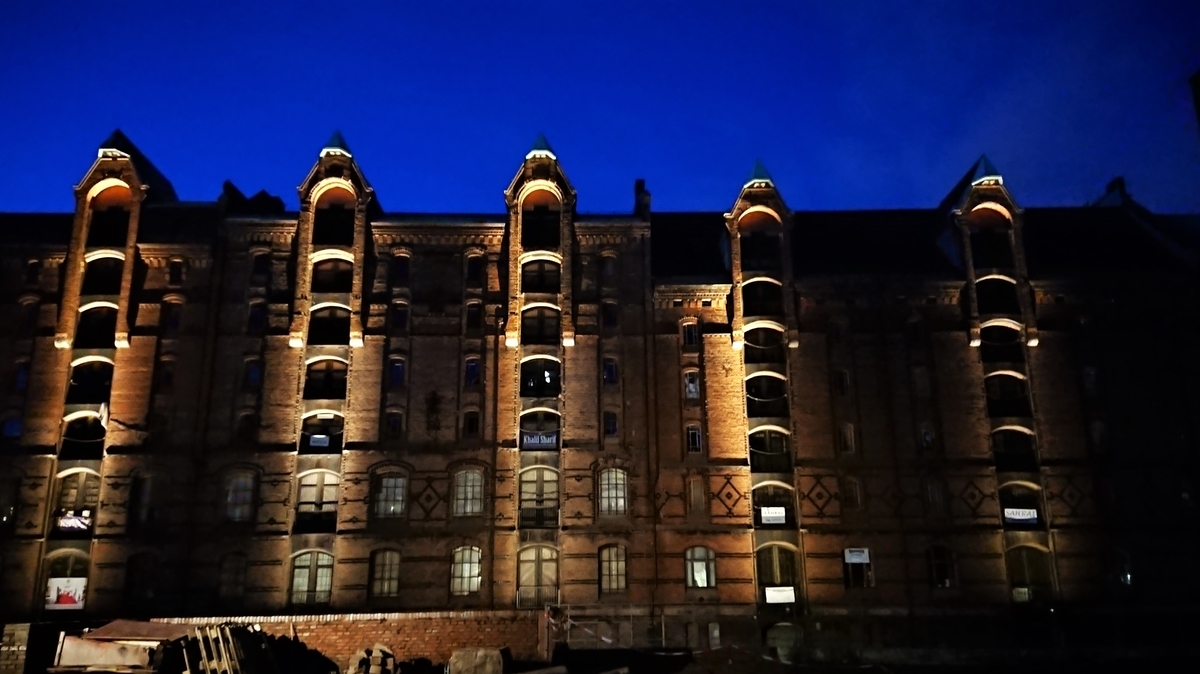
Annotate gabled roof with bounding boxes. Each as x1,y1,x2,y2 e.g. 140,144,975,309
938,154,1002,214
98,129,178,204
320,130,352,158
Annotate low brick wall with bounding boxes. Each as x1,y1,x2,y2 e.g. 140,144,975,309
157,611,544,668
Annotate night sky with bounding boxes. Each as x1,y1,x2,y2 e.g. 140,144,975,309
3,1,1199,215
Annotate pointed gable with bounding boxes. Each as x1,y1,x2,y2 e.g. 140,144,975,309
97,129,178,204
939,154,1003,214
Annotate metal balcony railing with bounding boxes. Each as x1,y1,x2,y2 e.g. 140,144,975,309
516,585,559,608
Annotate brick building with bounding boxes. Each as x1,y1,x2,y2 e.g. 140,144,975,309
0,129,1197,666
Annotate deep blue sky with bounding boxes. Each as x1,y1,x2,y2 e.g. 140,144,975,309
3,1,1199,215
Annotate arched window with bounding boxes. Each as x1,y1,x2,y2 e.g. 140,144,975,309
87,201,130,248
519,410,560,450
370,550,401,599
599,545,627,594
383,411,405,440
517,546,559,607
80,257,123,296
217,553,247,603
746,373,788,418
161,300,183,338
992,428,1038,472
290,551,334,606
53,470,100,535
390,302,409,335
465,302,483,333
601,302,619,330
742,280,783,316
450,546,482,596
519,468,558,528
975,278,1021,315
304,359,347,400
685,424,703,454
464,357,481,386
25,259,42,287
387,357,406,389
222,469,257,522
681,321,700,349
756,545,796,598
66,361,113,405
749,429,791,472
234,413,258,446
249,252,270,287
521,192,561,251
44,551,90,610
12,361,30,394
521,260,560,294
520,357,561,398
300,413,344,452
311,259,353,293
308,306,351,345
980,324,1024,363
312,188,355,246
967,212,1015,269
598,468,628,516
2,415,22,440
297,471,339,516
75,307,117,349
167,259,185,287
125,553,159,611
739,227,782,273
453,469,484,516
683,370,701,402
389,253,410,288
465,255,485,288
241,358,263,394
685,546,716,588
521,307,560,345
752,484,795,528
462,410,480,439
247,301,267,337
372,471,407,519
985,373,1031,417
59,416,106,459
999,483,1043,529
1006,546,1052,602
744,326,785,364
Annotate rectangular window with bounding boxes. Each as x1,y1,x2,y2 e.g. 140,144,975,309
451,547,482,595
927,546,955,588
602,303,619,329
391,303,409,334
390,256,410,287
389,359,406,389
683,371,701,401
839,423,856,454
688,476,707,516
373,475,407,518
841,477,862,510
682,323,700,348
835,370,850,397
465,304,482,331
462,411,480,438
603,411,619,438
168,260,184,286
843,548,874,588
686,425,703,453
454,470,484,516
598,469,628,515
371,550,401,598
464,358,481,386
599,546,627,593
465,256,485,287
602,358,619,385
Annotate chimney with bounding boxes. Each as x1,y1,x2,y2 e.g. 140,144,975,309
634,179,651,220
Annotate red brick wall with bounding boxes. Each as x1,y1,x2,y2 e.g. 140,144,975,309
159,611,544,667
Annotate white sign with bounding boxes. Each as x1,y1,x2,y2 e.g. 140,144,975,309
309,434,330,447
46,577,86,610
56,511,92,531
761,507,787,524
844,548,871,564
1003,508,1038,522
764,586,796,604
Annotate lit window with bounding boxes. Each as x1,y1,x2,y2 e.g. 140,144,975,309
598,469,628,515
843,548,874,588
373,474,407,518
683,371,701,401
450,546,482,595
602,357,618,385
370,550,401,598
685,546,716,588
453,469,484,516
223,470,256,522
685,425,703,453
290,551,333,606
599,545,627,593
297,471,339,514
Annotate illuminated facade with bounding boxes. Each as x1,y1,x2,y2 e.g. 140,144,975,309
0,130,1197,663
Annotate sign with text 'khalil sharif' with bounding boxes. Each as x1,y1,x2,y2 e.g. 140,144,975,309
45,577,86,610
1003,508,1038,522
521,430,559,449
843,548,871,564
760,507,787,524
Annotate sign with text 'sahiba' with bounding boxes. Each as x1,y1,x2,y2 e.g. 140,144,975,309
45,577,86,610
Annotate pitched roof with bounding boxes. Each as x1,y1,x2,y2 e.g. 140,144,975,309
321,130,352,157
98,130,178,204
938,154,1001,214
526,133,556,159
746,159,774,186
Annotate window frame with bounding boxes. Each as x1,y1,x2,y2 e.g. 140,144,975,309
685,546,717,589
450,546,482,596
290,550,334,606
222,469,258,523
370,549,402,599
372,473,408,519
597,468,628,516
599,545,627,594
453,469,485,517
